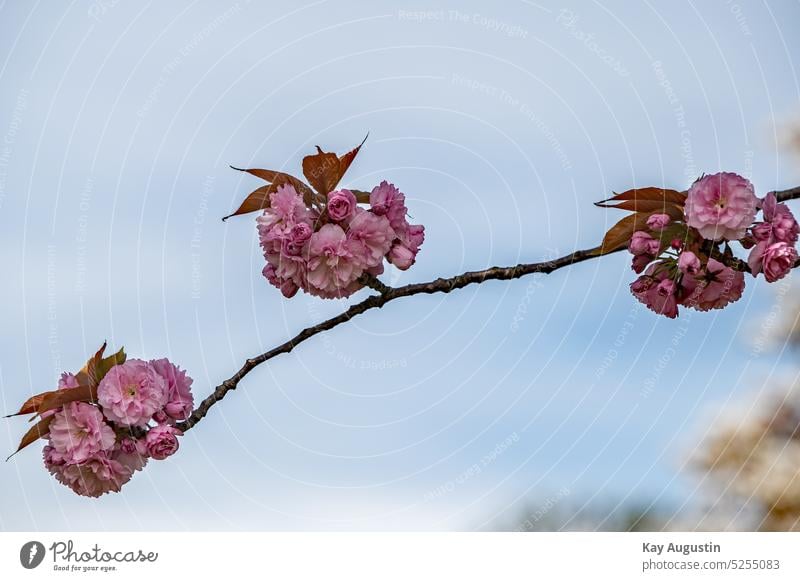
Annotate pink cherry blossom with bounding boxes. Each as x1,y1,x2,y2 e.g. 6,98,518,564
657,278,677,296
282,222,313,256
685,172,758,241
112,438,149,474
629,263,679,319
387,223,425,271
762,191,778,218
649,289,679,319
257,222,284,257
771,208,799,243
747,242,766,275
262,263,300,298
404,224,425,250
647,213,671,230
752,222,773,242
54,454,132,498
258,184,311,229
42,445,69,486
145,425,182,460
681,258,745,311
34,351,197,496
258,199,313,297
117,437,143,456
387,244,414,270
759,192,799,245
44,444,133,498
749,241,797,283
255,179,423,299
369,181,407,232
628,231,660,256
273,251,307,289
256,186,313,260
278,276,300,298
153,409,169,424
48,402,116,464
97,359,168,427
678,251,701,275
150,358,194,422
347,209,395,268
306,224,363,298
58,372,80,390
631,254,651,273
327,189,357,222
43,444,67,472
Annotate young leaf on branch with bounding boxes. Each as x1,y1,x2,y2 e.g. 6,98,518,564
6,416,53,460
301,135,367,195
224,135,369,220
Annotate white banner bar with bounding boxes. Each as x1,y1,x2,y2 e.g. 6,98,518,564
1,532,798,579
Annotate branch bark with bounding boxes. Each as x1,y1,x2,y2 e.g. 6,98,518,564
176,186,800,432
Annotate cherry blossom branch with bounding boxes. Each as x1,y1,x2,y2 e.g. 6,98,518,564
176,185,800,433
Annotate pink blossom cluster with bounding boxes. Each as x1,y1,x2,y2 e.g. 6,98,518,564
258,181,425,299
628,173,798,318
43,359,193,497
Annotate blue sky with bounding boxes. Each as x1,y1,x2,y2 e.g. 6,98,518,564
1,0,799,530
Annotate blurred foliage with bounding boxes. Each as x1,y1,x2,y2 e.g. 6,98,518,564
688,281,800,531
505,499,673,532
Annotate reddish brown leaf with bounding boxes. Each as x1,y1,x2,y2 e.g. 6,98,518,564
6,392,49,418
593,186,689,255
661,204,686,221
226,137,368,220
72,341,123,389
6,343,120,425
91,346,126,387
593,213,651,256
230,167,282,182
223,184,273,221
229,167,314,200
80,341,107,377
7,416,53,460
301,135,368,196
223,173,317,221
302,148,340,195
336,134,368,183
597,199,685,215
35,383,97,417
7,371,92,419
596,187,686,208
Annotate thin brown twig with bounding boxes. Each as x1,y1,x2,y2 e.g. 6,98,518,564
176,186,800,432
